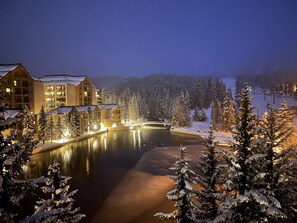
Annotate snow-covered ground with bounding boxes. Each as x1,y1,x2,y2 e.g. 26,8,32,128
171,108,232,146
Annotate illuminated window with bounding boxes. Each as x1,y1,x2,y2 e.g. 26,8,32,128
5,88,10,93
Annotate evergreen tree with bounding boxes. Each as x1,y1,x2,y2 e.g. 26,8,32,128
216,85,285,222
46,115,55,143
181,91,191,127
171,92,191,127
193,80,204,109
211,100,222,129
196,126,223,222
257,105,297,222
21,105,35,136
0,104,38,222
128,93,140,122
171,96,183,127
193,107,207,122
235,78,244,109
204,77,213,108
38,106,47,145
214,77,226,103
70,109,80,137
87,106,97,133
55,116,63,141
25,163,85,223
155,147,197,223
221,89,236,131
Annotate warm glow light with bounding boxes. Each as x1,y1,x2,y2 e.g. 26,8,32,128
103,137,107,150
112,123,117,128
86,158,90,176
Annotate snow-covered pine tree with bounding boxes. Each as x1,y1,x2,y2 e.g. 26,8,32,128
193,80,204,109
46,115,55,143
216,84,284,222
257,105,297,222
128,93,140,122
38,106,47,145
234,78,244,109
221,89,236,131
55,116,63,140
171,96,183,127
87,106,97,133
277,102,295,148
155,147,197,223
211,100,222,129
70,109,80,137
214,77,226,103
0,103,38,222
24,163,85,223
181,91,191,127
21,105,35,136
204,77,213,108
196,125,223,222
193,107,207,122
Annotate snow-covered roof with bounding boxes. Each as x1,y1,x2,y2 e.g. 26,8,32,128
98,104,118,110
0,64,20,77
40,74,86,85
46,106,74,115
4,110,21,120
75,105,97,112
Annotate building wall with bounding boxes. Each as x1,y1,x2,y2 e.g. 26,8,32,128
0,64,34,111
66,85,77,106
33,80,44,114
92,86,97,105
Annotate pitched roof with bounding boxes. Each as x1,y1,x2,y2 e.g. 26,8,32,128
75,105,97,112
4,109,21,120
46,106,75,115
40,74,86,85
0,63,20,77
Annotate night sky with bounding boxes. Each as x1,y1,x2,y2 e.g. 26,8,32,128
1,0,297,77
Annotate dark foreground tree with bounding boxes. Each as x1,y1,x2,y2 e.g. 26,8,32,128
0,104,38,222
196,126,224,222
155,147,197,223
216,85,285,222
38,106,47,145
24,163,85,223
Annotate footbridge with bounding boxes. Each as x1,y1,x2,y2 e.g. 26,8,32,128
129,121,172,130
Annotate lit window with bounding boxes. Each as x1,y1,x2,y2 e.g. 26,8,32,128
6,88,11,93
14,80,17,86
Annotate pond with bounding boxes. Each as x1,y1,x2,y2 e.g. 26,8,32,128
24,129,204,222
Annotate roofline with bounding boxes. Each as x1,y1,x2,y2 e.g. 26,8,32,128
42,74,87,78
0,63,22,66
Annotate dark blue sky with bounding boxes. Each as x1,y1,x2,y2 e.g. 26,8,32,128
1,0,297,77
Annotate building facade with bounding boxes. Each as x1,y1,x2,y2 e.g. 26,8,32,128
0,64,35,111
40,74,97,112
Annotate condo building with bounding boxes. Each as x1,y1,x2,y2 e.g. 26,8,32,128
0,63,44,114
40,74,97,112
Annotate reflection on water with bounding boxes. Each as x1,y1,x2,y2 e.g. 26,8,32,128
24,129,203,222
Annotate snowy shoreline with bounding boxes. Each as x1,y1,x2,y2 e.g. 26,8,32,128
32,129,109,154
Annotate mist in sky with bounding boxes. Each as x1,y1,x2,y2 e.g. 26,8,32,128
0,0,297,77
